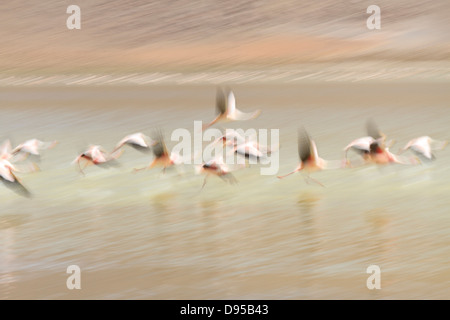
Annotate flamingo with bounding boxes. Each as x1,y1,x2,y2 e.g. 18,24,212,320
343,119,397,166
213,129,248,146
113,132,156,153
277,128,340,186
203,87,261,130
134,131,182,173
367,141,405,165
12,139,58,158
10,139,58,168
213,129,276,161
0,158,31,197
72,145,122,175
233,142,267,161
399,136,447,162
343,136,376,165
0,139,40,173
196,156,238,189
362,119,419,165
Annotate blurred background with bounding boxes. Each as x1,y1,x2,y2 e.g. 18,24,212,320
0,0,449,78
0,1,449,299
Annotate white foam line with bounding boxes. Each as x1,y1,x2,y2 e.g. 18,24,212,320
65,75,98,85
1,67,450,87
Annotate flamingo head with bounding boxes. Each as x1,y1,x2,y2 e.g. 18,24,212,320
72,154,85,165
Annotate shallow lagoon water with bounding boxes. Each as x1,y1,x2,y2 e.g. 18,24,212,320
0,83,449,299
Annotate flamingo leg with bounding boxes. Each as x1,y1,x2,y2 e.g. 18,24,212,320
223,173,238,185
79,158,93,175
10,170,21,183
277,165,301,179
134,159,158,173
77,159,86,175
342,151,352,168
201,175,209,190
305,174,325,187
342,159,352,168
133,166,147,173
343,150,353,167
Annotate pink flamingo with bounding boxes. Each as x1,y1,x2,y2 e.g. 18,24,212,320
344,119,400,166
277,128,340,186
399,136,447,162
196,156,238,189
113,132,156,153
203,87,261,130
72,145,122,175
134,131,182,173
0,158,31,197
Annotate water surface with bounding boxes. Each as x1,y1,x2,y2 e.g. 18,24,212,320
0,83,449,299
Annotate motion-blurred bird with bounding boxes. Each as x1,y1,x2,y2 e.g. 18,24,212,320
214,129,248,146
278,128,340,186
343,136,376,164
0,158,31,197
344,119,397,166
203,87,261,130
363,119,415,165
134,131,182,173
12,139,58,159
113,132,155,153
399,136,447,162
214,129,275,161
196,156,238,189
73,145,122,175
233,142,267,161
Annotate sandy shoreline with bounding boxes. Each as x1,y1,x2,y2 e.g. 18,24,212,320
1,1,449,74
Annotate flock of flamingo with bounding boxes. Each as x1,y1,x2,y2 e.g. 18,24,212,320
0,87,447,197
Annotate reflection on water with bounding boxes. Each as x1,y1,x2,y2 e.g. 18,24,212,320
364,208,390,230
0,229,18,299
296,192,320,245
151,192,176,213
0,84,449,299
0,214,30,230
297,192,321,214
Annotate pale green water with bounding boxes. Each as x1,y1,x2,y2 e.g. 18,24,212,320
0,83,449,299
